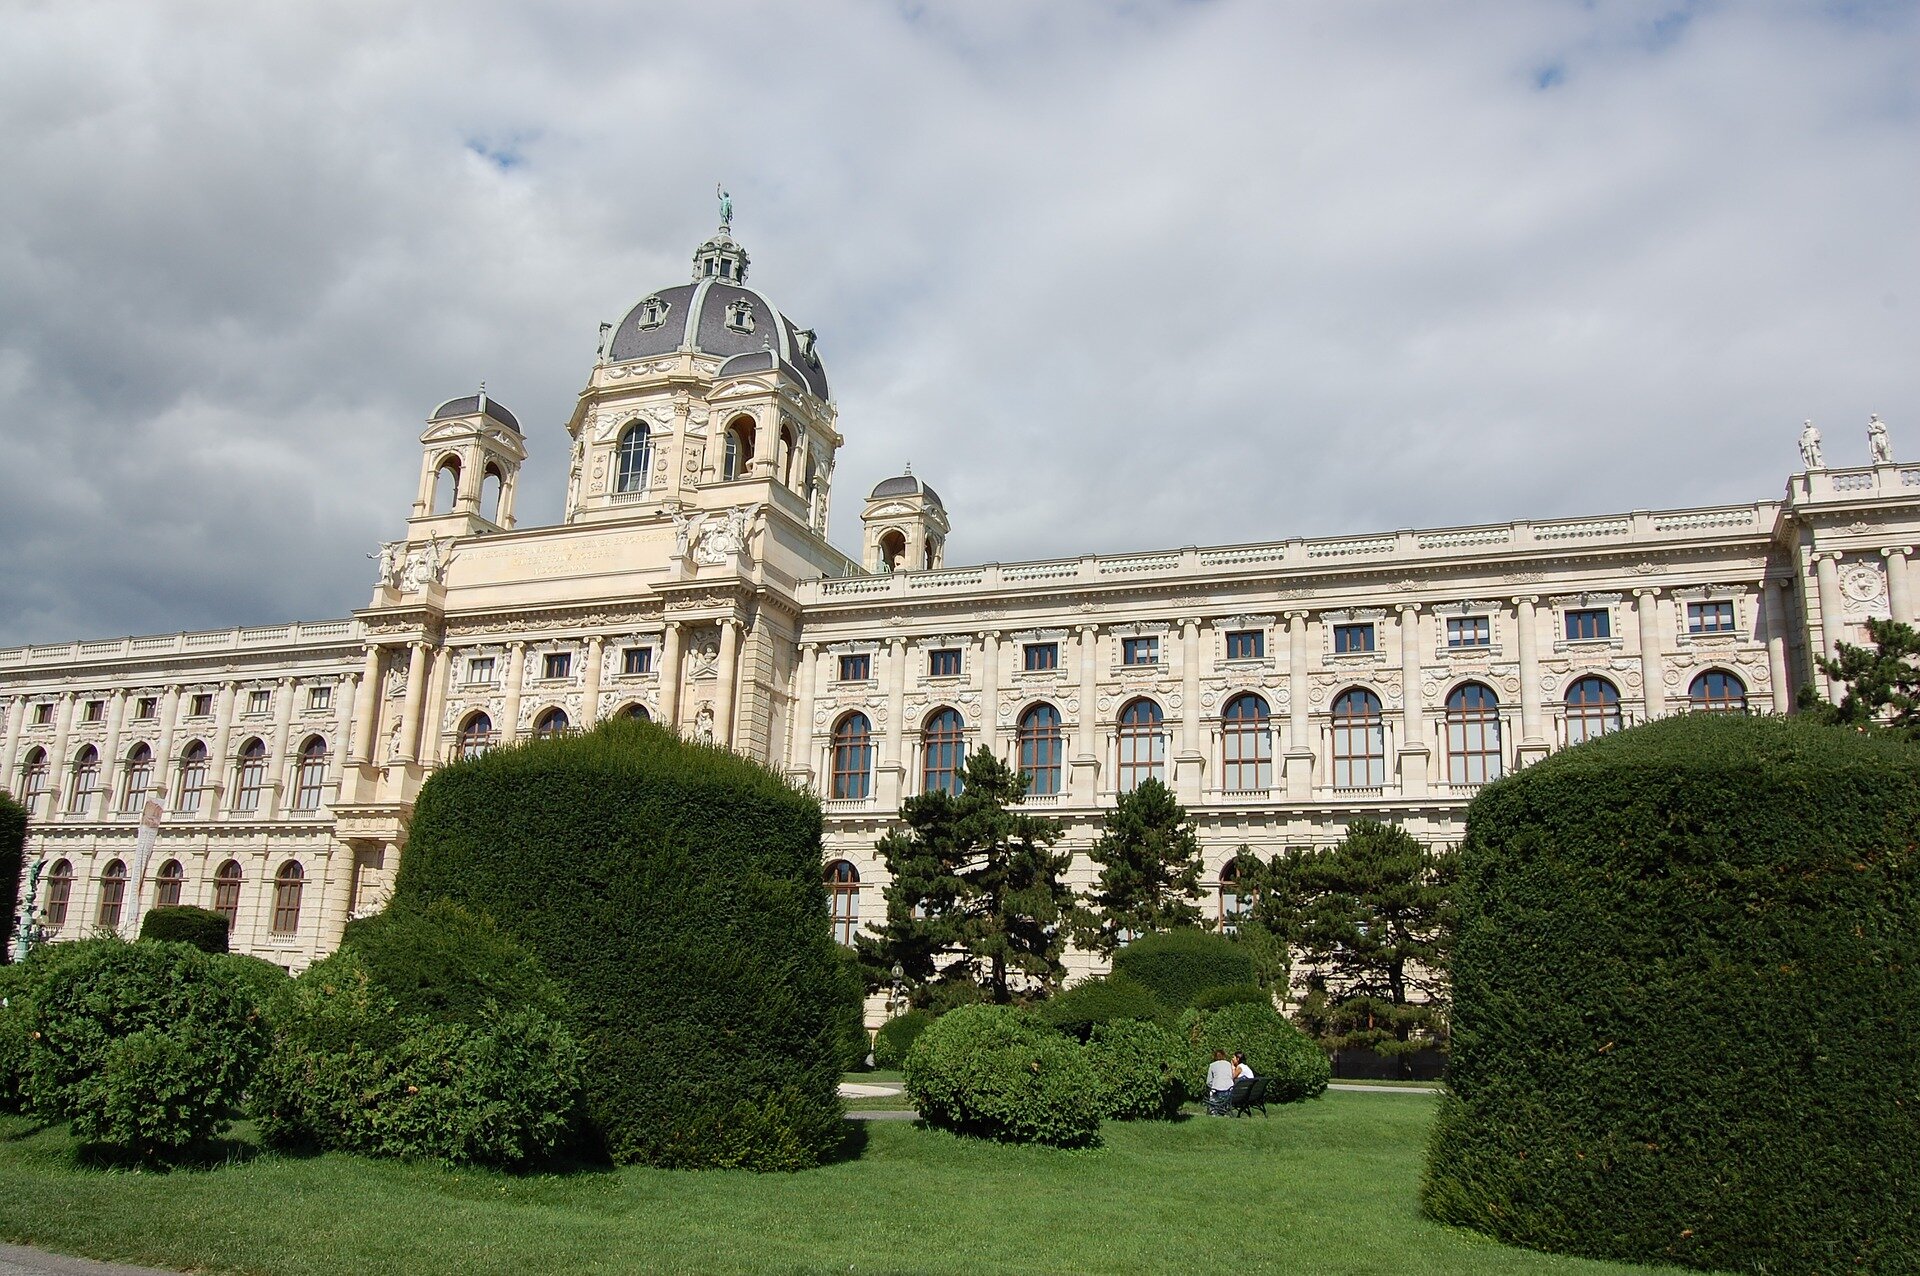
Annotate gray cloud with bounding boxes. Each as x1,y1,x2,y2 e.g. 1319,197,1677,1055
1,0,1915,644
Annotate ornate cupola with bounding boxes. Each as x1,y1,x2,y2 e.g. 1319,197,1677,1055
407,386,526,540
691,229,750,283
862,466,949,573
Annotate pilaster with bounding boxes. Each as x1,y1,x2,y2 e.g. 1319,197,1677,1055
1764,580,1793,714
1813,551,1846,697
659,623,683,729
501,641,527,743
1635,588,1666,720
1396,604,1430,795
715,619,742,746
581,635,605,729
1883,546,1913,625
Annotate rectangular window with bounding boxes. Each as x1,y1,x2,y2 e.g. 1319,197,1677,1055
1566,608,1612,642
1333,623,1376,654
247,689,271,715
306,686,332,712
837,653,871,682
31,703,53,726
188,693,213,718
1023,642,1059,672
622,647,653,676
927,648,962,678
543,652,572,681
1225,630,1264,661
134,697,158,721
1122,636,1160,666
82,700,104,724
1446,616,1491,648
467,656,495,684
1687,600,1736,634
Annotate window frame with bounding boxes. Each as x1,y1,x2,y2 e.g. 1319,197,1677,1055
1116,698,1166,793
96,859,128,929
1564,675,1623,745
1224,630,1264,661
233,739,267,813
176,742,209,813
1686,599,1737,635
1121,636,1161,667
837,652,872,683
212,860,242,926
1017,703,1064,796
1445,616,1491,649
1688,669,1748,713
825,860,860,946
271,862,304,936
155,859,184,908
1565,608,1612,642
541,652,572,681
1330,688,1387,789
43,859,74,928
1220,693,1273,792
921,707,966,795
292,738,328,811
830,713,874,800
621,646,653,676
1444,682,1504,787
1022,642,1060,673
1332,623,1376,655
927,648,963,679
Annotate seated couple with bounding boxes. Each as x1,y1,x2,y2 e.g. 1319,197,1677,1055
1205,1049,1256,1116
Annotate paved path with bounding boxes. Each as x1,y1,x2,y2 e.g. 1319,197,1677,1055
0,1243,177,1276
837,1081,903,1100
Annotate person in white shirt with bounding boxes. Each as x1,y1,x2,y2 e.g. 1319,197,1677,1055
1206,1050,1236,1115
1232,1052,1257,1083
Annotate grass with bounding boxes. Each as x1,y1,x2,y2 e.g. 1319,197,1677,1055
0,1095,1691,1276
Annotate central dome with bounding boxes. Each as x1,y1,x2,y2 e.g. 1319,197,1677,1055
605,229,830,401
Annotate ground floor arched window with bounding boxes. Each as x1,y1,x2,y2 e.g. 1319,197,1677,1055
825,860,859,946
271,862,304,935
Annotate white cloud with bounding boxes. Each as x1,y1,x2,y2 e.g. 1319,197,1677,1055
1,0,1914,642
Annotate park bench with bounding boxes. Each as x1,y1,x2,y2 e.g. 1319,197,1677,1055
1230,1077,1270,1117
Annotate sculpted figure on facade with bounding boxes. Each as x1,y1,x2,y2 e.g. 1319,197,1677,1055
694,702,715,746
670,506,706,559
566,435,584,515
1799,419,1824,470
399,535,451,593
693,502,763,565
1869,414,1893,465
370,541,405,589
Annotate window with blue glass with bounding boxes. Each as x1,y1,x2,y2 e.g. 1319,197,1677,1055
1565,608,1611,641
928,648,962,678
1687,600,1735,634
831,712,874,799
1446,616,1490,648
837,653,871,682
1023,642,1059,672
1225,630,1264,660
1122,636,1160,666
1018,703,1063,795
1333,623,1376,654
921,707,966,794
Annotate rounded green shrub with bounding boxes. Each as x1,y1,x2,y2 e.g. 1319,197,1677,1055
138,905,229,954
827,944,872,1071
1189,983,1270,1011
208,953,289,1018
1423,714,1920,1274
392,717,851,1170
872,1009,931,1069
27,939,268,1162
1039,973,1167,1041
0,792,23,960
1177,1001,1329,1104
904,1004,1101,1147
1085,1019,1184,1119
1111,928,1254,1010
0,965,36,1112
339,899,568,1025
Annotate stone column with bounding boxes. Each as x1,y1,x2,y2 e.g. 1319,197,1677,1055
1070,624,1100,801
1513,597,1547,765
1397,604,1429,796
979,631,1001,758
581,635,605,729
500,641,527,743
1764,580,1793,714
330,672,357,780
0,696,24,797
658,623,683,730
98,689,127,818
154,685,182,801
46,693,74,815
715,619,742,746
1635,589,1666,721
1175,618,1204,803
1284,612,1315,798
790,642,819,778
878,636,907,805
208,683,237,814
1884,547,1913,625
347,646,383,764
1814,551,1846,696
421,646,452,764
264,678,295,816
396,642,431,764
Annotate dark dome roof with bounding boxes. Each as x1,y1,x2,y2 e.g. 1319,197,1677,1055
430,394,520,433
870,473,943,509
604,234,830,401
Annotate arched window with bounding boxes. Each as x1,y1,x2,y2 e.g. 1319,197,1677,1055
458,712,495,759
877,529,906,574
616,423,652,494
96,859,128,929
481,464,505,521
1018,703,1064,797
778,425,797,487
825,860,859,946
722,418,755,481
621,703,650,721
433,457,461,512
1446,682,1503,786
212,860,242,926
155,859,184,908
1689,669,1747,713
1117,698,1166,793
1221,693,1273,792
1219,860,1253,934
68,746,100,813
233,738,267,812
1331,689,1386,789
831,713,874,800
271,862,304,935
922,707,966,795
293,737,328,810
43,859,73,928
20,748,49,815
533,708,569,740
1564,676,1622,745
176,742,208,813
120,744,154,813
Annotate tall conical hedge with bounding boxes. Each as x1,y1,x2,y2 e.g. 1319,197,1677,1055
0,791,23,963
392,717,849,1170
1423,713,1920,1273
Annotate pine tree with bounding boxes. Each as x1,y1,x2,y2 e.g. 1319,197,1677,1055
1076,777,1203,955
1289,819,1456,1054
1804,617,1920,739
856,747,1073,1003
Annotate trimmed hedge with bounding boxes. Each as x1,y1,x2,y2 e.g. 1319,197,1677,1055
339,900,568,1026
0,965,33,1112
1177,1001,1330,1104
391,717,850,1170
1085,1019,1185,1120
903,1004,1101,1147
1038,973,1167,1041
139,905,230,955
1110,928,1254,1010
872,1009,931,1070
0,792,21,962
1190,983,1269,1011
1423,714,1920,1274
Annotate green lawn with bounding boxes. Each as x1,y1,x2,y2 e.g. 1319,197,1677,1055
0,1094,1689,1276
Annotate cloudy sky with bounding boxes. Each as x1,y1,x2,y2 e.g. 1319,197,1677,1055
2,1,1915,646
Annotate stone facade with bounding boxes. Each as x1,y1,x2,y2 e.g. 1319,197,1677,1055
3,228,1914,985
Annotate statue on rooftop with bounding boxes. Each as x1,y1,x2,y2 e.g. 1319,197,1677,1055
1868,414,1893,465
1798,419,1824,471
717,184,733,231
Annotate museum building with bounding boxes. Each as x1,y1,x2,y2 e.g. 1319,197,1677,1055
2,222,1914,980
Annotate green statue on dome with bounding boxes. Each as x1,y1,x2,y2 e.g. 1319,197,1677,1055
717,184,733,230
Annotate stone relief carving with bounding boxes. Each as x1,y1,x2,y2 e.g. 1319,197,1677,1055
692,503,764,565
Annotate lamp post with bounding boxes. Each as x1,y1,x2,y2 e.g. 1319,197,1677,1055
888,962,905,1018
